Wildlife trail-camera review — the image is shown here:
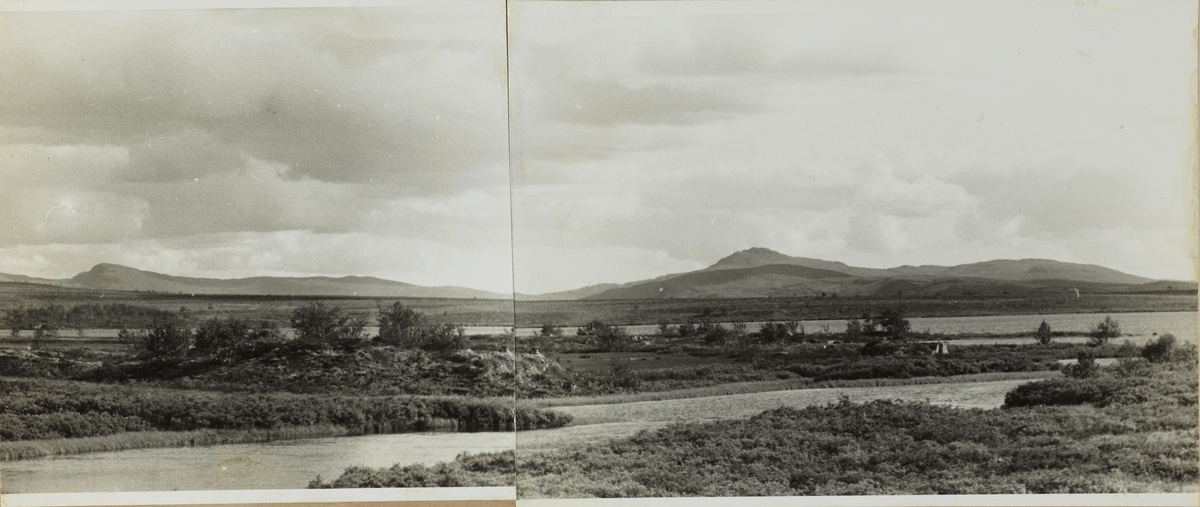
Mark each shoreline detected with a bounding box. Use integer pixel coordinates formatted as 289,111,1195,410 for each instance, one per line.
0,425,352,461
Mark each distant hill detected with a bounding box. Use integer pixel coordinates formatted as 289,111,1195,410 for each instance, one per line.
4,263,511,299
517,283,623,301
582,248,1190,300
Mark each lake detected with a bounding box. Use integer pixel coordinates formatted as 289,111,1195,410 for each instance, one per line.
562,311,1197,343
0,431,514,494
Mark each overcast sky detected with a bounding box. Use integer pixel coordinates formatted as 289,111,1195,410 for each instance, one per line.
510,0,1198,294
1,1,1196,295
0,1,515,293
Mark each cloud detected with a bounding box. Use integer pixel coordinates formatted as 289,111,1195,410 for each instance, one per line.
0,7,508,186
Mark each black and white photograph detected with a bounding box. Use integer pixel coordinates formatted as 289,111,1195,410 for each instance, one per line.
0,0,1197,504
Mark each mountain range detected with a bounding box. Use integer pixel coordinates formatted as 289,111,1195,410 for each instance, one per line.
0,248,1193,300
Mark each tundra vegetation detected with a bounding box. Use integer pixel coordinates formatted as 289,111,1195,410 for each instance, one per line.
314,337,1199,496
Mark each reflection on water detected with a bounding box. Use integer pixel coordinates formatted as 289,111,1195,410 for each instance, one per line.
1,431,514,493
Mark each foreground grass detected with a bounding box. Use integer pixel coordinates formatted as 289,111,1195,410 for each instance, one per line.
522,371,1057,409
315,361,1197,496
0,424,352,461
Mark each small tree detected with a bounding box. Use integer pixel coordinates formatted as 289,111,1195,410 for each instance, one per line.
539,323,564,337
1035,320,1053,346
5,309,26,337
594,322,629,352
1088,316,1121,346
845,319,863,341
194,318,253,363
377,301,464,351
291,302,366,346
875,308,911,340
607,357,639,389
31,323,57,350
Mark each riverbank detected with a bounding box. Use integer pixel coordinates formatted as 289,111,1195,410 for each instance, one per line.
0,424,360,461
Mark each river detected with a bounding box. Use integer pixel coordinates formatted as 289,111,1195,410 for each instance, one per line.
0,431,514,494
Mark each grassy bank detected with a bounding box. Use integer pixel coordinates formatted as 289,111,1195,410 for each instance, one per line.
522,370,1058,408
0,378,570,443
0,424,353,461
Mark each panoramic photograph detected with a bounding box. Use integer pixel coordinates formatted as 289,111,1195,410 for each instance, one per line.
2,0,1199,504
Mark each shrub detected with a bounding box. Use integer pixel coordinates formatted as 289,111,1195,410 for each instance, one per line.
376,302,464,352
291,302,367,346
193,318,265,363
860,339,901,357
1088,316,1121,346
1141,334,1177,363
699,323,731,345
539,323,564,337
845,319,864,341
758,322,791,344
657,322,676,338
1035,321,1053,346
584,321,629,352
120,321,193,361
1062,351,1099,379
676,322,696,337
872,308,911,340
607,358,640,390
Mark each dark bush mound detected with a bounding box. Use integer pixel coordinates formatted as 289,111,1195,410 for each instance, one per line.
1004,362,1197,409
310,451,515,489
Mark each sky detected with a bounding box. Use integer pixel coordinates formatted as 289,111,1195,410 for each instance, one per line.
509,0,1198,294
0,0,1196,295
0,1,516,293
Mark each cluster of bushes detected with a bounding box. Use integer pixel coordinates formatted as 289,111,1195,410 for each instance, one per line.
376,302,465,352
1004,335,1197,408
120,318,280,363
0,378,571,441
115,301,472,363
576,320,632,352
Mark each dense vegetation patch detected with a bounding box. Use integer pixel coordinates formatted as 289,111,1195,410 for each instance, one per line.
0,378,569,443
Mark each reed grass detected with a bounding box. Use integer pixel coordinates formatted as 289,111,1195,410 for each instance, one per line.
521,370,1057,408
0,424,349,461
